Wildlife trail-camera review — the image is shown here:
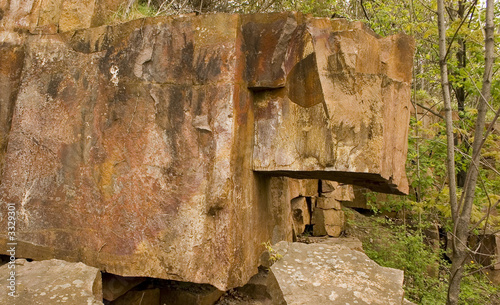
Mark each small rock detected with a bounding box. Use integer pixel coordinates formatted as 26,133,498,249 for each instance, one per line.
288,179,319,198
0,259,103,305
311,208,345,237
316,196,342,210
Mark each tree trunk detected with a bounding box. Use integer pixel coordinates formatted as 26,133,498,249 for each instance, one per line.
446,0,495,303
455,0,468,188
437,0,458,225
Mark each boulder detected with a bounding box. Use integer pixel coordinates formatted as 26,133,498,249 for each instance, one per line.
315,196,342,210
311,209,345,237
320,180,337,193
320,180,353,197
321,182,355,202
290,196,311,235
0,11,414,291
270,241,405,304
288,178,319,198
0,259,103,305
253,18,413,195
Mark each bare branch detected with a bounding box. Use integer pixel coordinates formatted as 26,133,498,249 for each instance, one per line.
416,102,444,119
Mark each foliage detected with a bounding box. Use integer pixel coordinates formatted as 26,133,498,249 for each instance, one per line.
364,221,446,302
347,213,500,304
110,1,159,22
262,241,283,264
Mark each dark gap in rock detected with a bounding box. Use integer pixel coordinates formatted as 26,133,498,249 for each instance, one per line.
352,207,375,216
304,224,314,236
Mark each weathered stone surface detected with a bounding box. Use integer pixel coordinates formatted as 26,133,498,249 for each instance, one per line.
254,18,413,195
0,12,413,291
290,196,310,235
0,259,103,305
242,12,299,90
320,180,336,193
305,236,364,252
269,177,295,244
59,0,96,32
486,269,500,286
102,273,146,301
270,241,405,305
0,33,24,176
311,208,345,237
0,0,123,33
288,178,318,198
111,288,160,305
321,181,355,201
0,14,276,291
316,196,342,210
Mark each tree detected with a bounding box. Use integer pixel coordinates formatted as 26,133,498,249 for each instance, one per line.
437,0,496,303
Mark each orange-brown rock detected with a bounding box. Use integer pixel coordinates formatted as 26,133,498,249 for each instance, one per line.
0,11,414,290
0,32,24,176
253,18,414,195
0,0,123,33
311,209,345,237
290,196,310,235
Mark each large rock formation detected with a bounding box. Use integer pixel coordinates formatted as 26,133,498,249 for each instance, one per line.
0,4,414,292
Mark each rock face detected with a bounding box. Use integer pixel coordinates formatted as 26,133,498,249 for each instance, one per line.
252,18,413,195
0,8,414,292
0,0,123,33
270,242,405,305
0,259,103,305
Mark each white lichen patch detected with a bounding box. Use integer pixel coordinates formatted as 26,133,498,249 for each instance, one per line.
329,291,338,301
110,65,119,86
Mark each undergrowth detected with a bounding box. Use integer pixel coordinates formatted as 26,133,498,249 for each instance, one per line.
345,208,500,304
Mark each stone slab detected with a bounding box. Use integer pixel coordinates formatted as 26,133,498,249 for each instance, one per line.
270,242,405,305
0,259,103,305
